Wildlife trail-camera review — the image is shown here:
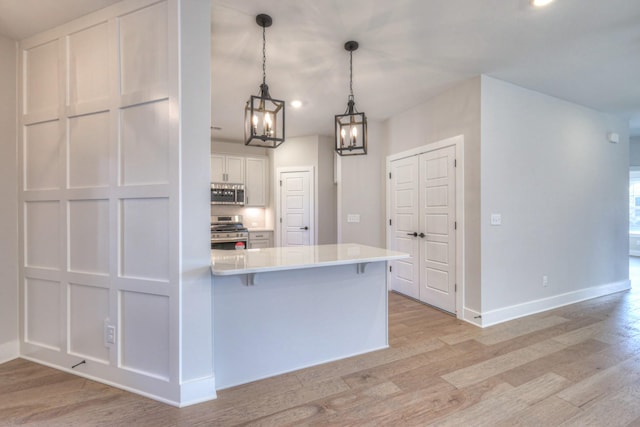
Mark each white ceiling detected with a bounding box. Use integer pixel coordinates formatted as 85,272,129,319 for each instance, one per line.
0,0,120,39
2,0,639,141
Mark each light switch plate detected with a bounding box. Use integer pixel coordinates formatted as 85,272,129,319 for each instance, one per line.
347,214,360,223
490,213,502,226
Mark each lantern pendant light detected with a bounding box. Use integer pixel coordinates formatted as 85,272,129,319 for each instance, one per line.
335,41,367,156
244,14,285,148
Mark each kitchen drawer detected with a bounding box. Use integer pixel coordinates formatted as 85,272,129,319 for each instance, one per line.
248,230,273,248
249,231,272,240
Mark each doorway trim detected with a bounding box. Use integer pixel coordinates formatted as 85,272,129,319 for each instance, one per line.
385,135,465,319
275,166,316,247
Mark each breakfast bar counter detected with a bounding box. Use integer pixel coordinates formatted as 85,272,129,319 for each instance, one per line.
211,244,408,389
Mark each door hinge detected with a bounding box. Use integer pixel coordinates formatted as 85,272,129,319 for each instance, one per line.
389,265,393,272
454,159,457,167
389,172,391,179
279,217,282,223
454,221,457,230
279,180,282,186
389,219,392,226
455,283,457,292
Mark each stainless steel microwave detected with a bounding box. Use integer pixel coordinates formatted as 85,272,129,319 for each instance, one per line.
211,183,245,205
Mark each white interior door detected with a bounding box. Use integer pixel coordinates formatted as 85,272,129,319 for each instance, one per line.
389,156,420,299
280,170,313,246
419,146,456,313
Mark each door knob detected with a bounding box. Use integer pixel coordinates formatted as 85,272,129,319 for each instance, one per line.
419,232,425,238
300,226,309,230
406,232,418,237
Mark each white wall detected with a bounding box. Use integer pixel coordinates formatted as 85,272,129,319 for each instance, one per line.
480,76,629,322
212,140,268,157
384,77,482,312
273,135,318,169
338,121,387,247
273,135,337,244
630,136,640,166
317,135,337,244
178,0,214,400
0,34,18,363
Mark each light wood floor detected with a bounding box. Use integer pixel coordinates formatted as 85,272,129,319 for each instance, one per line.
3,266,640,426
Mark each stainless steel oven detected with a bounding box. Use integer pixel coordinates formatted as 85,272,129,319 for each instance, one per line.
211,183,244,205
211,215,249,250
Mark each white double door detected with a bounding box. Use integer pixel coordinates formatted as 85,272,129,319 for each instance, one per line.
389,145,456,313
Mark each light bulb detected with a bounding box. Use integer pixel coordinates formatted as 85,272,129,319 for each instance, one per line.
264,113,273,136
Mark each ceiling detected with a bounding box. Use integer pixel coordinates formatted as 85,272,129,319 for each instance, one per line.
0,0,121,39
2,0,639,142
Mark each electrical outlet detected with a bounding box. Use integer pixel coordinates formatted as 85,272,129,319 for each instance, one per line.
104,321,116,346
542,275,549,287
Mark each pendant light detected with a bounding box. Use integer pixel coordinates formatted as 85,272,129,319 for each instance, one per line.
244,14,285,148
335,41,367,156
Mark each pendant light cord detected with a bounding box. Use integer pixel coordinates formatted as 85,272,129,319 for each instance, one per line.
262,24,267,86
349,50,354,98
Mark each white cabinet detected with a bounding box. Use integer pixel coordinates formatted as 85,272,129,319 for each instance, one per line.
245,156,268,207
211,154,244,183
248,230,273,248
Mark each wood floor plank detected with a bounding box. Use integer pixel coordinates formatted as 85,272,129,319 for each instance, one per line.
440,339,567,388
308,378,509,426
199,377,350,426
294,337,444,386
428,390,528,427
474,315,569,346
495,396,582,427
213,372,302,407
341,346,462,390
559,382,640,426
556,355,640,407
497,338,608,387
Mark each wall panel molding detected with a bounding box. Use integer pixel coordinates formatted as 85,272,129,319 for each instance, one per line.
18,0,214,405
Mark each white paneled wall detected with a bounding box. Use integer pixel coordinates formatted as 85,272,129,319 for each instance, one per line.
0,34,18,364
18,0,213,405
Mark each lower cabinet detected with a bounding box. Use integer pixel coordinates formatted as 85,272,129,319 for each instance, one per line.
248,230,273,249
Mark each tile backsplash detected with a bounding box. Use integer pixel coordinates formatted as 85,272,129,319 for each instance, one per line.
211,205,266,228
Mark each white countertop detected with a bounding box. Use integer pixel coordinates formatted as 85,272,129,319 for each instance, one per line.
211,243,408,275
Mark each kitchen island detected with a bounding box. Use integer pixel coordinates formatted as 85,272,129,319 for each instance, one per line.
211,244,408,389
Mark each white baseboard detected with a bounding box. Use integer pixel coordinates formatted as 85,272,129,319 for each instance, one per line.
178,376,217,407
20,355,217,407
462,308,483,327
478,280,631,327
0,340,19,364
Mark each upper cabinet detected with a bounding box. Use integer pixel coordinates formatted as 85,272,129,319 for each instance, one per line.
245,156,268,207
210,153,269,207
211,154,244,183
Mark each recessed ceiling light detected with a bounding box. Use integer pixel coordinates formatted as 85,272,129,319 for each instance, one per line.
291,100,303,108
531,0,554,7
